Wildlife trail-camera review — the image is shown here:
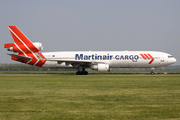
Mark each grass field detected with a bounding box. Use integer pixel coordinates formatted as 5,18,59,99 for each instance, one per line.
0,75,180,120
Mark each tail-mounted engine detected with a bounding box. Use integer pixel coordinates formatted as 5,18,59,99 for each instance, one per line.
91,63,110,72
4,42,43,53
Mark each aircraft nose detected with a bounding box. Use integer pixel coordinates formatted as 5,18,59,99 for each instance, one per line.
170,58,177,64
173,58,177,63
166,57,176,65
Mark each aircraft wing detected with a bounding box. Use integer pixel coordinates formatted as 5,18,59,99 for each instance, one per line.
46,58,105,66
7,53,32,61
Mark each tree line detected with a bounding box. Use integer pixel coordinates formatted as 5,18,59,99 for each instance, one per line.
0,63,76,71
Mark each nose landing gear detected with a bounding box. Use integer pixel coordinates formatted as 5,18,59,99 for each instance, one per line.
151,68,155,75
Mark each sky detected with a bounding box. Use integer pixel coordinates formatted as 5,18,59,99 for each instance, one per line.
0,0,180,65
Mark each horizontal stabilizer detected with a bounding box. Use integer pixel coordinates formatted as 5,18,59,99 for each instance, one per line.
4,43,14,48
7,53,32,61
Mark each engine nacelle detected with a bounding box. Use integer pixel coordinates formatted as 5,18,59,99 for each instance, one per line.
6,42,43,52
33,42,43,51
91,64,110,72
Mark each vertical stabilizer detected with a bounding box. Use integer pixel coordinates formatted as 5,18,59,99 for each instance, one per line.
5,26,46,67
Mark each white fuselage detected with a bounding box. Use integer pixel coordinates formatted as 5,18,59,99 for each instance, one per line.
42,51,176,69
5,26,177,75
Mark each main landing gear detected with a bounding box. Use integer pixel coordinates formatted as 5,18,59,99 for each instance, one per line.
76,67,88,75
76,71,88,75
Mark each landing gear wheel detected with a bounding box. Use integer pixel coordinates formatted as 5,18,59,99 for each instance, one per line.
84,71,88,75
80,71,84,75
76,71,80,75
151,72,154,75
150,68,155,75
76,71,88,75
76,67,88,75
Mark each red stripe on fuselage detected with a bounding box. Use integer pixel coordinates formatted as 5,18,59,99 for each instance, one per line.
140,53,154,64
35,59,46,67
38,53,46,59
140,54,146,60
147,54,154,64
144,54,150,60
35,53,46,67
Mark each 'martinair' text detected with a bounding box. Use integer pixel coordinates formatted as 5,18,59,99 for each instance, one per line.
75,54,139,60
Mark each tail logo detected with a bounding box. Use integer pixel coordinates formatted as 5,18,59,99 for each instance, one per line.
5,26,46,67
140,54,154,64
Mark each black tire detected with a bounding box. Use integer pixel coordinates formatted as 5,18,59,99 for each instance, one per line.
76,71,80,75
84,71,88,75
151,72,154,75
80,71,84,75
76,71,88,75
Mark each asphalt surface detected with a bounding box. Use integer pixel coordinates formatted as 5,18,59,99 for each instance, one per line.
0,74,180,76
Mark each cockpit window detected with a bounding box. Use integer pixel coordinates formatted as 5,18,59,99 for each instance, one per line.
168,55,173,58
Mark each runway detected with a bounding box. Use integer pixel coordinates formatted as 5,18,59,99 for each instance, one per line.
0,74,180,76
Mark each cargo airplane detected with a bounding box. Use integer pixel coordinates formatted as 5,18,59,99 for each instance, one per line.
4,26,176,75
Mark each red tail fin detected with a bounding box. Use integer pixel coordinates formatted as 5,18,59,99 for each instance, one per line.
5,26,46,67
8,26,40,53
